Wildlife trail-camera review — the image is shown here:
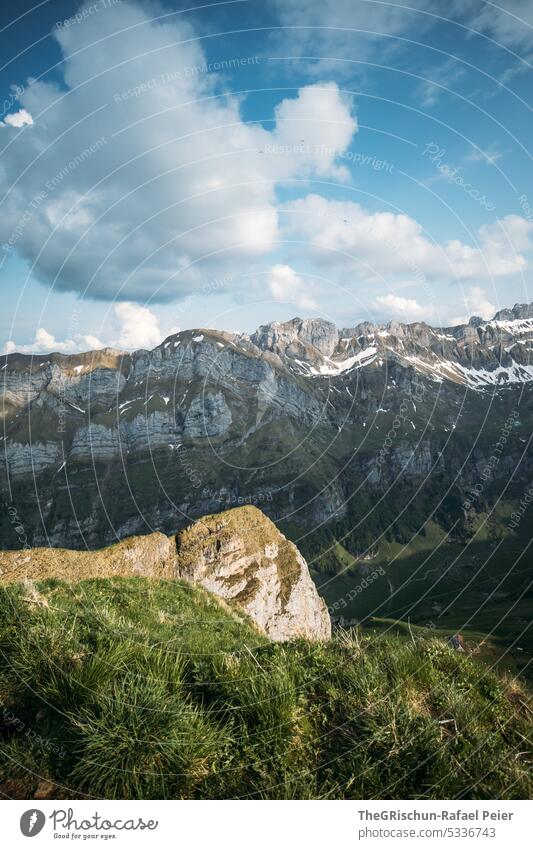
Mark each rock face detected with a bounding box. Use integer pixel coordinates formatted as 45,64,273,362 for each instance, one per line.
0,506,331,643
251,317,338,359
1,302,533,550
176,506,331,641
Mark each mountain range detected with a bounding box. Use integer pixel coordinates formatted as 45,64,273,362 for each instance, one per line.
1,298,532,662
0,303,530,536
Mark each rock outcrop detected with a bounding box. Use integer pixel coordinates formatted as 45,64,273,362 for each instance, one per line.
0,532,175,583
0,506,331,642
176,506,331,641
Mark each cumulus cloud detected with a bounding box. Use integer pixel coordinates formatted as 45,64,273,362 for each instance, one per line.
266,264,319,310
1,302,177,355
374,294,435,321
480,214,533,254
282,195,532,282
2,328,103,355
271,82,357,180
449,286,497,326
0,1,357,303
1,108,33,128
112,302,170,350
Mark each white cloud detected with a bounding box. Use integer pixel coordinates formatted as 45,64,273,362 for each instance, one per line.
1,301,180,355
374,294,434,321
1,108,33,128
472,0,533,50
270,0,440,73
449,286,496,325
266,264,319,310
282,195,533,282
111,302,167,350
272,0,533,65
272,82,357,180
2,328,104,355
0,1,357,303
466,146,502,165
480,214,533,254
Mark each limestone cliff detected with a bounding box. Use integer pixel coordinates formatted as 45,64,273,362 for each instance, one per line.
2,303,533,551
0,506,331,642
175,506,331,641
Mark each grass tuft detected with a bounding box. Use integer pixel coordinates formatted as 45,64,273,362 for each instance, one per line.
0,578,531,799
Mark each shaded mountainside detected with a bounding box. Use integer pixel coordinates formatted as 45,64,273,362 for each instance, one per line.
0,576,531,800
1,302,533,553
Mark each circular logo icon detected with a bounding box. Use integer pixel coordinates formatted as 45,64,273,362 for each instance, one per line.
20,809,46,837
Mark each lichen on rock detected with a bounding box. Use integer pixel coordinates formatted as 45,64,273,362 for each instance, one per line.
175,505,331,641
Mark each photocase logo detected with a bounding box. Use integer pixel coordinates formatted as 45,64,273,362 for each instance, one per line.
20,809,46,837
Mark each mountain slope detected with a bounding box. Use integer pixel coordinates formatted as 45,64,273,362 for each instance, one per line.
1,302,532,554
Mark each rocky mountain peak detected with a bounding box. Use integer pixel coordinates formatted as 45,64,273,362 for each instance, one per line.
492,302,533,322
251,317,338,359
1,299,533,543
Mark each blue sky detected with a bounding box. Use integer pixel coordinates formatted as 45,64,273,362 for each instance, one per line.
1,0,532,352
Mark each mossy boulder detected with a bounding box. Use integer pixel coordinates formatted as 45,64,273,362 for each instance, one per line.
175,506,331,641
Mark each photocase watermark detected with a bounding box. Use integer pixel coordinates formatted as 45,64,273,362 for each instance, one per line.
261,142,394,173
517,193,533,225
329,565,386,616
462,409,519,510
2,189,48,254
2,138,108,254
507,481,533,531
113,56,260,103
55,0,122,31
1,700,67,759
213,489,273,507
7,505,31,549
20,807,159,836
376,380,427,469
422,142,495,212
173,441,274,506
174,442,203,489
0,83,24,122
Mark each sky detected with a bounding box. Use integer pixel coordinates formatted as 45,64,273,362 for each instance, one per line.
0,0,532,352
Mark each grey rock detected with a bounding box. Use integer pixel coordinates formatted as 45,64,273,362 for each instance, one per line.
176,505,331,641
183,392,232,437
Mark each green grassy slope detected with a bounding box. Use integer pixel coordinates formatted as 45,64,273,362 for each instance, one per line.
307,512,533,679
0,577,531,800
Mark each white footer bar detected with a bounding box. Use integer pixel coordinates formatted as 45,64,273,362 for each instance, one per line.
2,799,531,848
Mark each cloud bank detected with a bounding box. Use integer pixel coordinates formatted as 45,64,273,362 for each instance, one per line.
0,1,356,303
